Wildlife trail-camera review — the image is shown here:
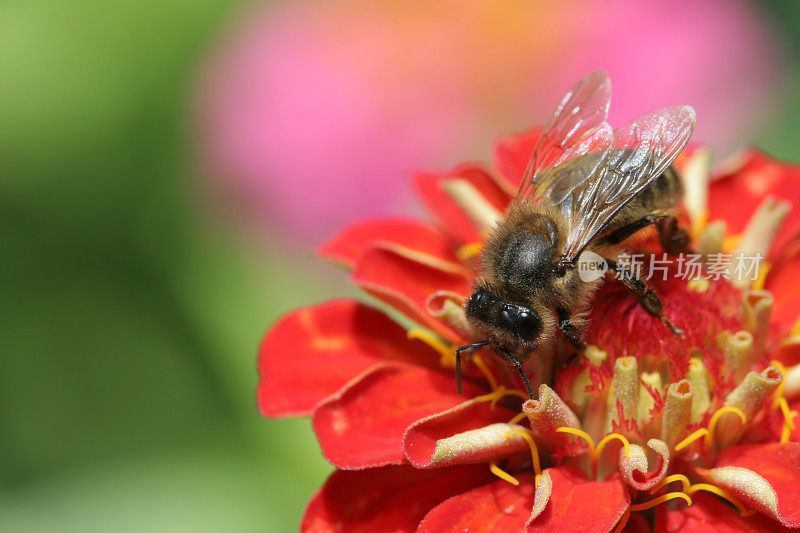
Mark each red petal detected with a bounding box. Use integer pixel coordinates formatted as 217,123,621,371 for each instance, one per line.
654,492,790,532
413,163,513,244
404,400,526,468
699,442,800,527
493,127,543,190
766,238,800,335
417,475,535,532
708,149,800,258
623,513,651,533
301,464,494,533
528,466,630,532
258,300,439,417
315,217,462,270
312,362,484,469
351,245,471,341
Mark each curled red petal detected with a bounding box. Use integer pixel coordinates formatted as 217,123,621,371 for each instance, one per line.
708,149,800,258
528,466,630,532
698,442,800,527
412,163,513,244
766,238,800,336
315,217,462,270
404,400,525,468
351,245,471,341
493,127,543,190
654,491,790,533
417,475,535,532
301,464,494,533
312,362,484,469
258,300,438,417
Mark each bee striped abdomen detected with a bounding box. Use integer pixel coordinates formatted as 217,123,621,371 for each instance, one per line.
612,166,683,227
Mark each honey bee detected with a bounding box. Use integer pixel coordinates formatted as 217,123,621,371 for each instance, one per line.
457,70,696,397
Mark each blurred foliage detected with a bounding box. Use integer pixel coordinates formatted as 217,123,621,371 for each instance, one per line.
0,0,336,531
1,0,800,531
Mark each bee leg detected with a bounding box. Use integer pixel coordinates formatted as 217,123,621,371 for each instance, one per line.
606,259,684,338
556,307,585,351
455,341,489,395
499,349,534,398
655,216,692,255
597,214,667,246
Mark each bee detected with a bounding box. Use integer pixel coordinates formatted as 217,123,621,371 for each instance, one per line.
457,70,696,398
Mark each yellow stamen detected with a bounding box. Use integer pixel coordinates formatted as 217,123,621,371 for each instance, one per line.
456,242,483,262
767,361,797,443
752,261,771,291
474,385,528,409
489,461,519,486
723,233,740,252
507,412,527,425
686,483,755,517
555,427,629,478
705,406,747,452
650,475,756,517
614,493,692,533
555,427,595,453
505,429,542,486
650,474,691,494
630,492,692,512
407,329,456,368
471,354,499,391
771,360,788,407
690,210,709,242
595,433,631,458
674,428,708,452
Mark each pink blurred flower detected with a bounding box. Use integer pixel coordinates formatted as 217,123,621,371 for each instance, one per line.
195,0,780,244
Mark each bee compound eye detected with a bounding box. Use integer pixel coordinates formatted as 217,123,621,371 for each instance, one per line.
516,309,543,339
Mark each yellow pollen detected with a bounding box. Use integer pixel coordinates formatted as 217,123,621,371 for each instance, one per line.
505,429,542,486
456,242,483,262
687,277,710,293
614,493,693,533
752,261,771,291
555,427,629,479
489,461,519,486
407,329,456,368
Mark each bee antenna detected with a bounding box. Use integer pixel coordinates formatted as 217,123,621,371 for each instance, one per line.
455,341,489,395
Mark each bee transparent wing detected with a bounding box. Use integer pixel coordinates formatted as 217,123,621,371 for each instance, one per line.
514,70,613,206
561,105,696,262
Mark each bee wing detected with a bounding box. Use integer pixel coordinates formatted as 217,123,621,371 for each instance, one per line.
561,105,697,262
514,70,613,206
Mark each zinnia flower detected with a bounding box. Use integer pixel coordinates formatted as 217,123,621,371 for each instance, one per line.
258,128,800,531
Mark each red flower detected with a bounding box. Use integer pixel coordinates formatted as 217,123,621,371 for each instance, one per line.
259,129,800,531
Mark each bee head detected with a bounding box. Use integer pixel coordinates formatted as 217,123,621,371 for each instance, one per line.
465,288,543,344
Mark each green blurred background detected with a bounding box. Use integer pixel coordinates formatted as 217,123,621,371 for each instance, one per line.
2,1,800,531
